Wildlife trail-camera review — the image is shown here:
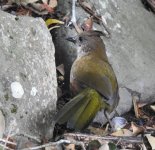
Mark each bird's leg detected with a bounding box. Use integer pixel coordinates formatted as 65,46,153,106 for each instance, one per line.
104,110,114,131
68,0,82,33
114,110,119,117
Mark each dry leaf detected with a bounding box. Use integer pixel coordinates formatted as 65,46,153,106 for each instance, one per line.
16,7,32,16
145,134,155,149
42,0,57,8
146,126,155,130
150,105,155,112
88,126,108,136
131,122,145,136
132,95,140,118
111,129,133,136
82,17,93,31
10,0,38,4
57,64,65,76
81,1,93,11
64,144,75,150
137,102,148,108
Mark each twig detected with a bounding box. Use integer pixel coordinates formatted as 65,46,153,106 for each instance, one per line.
0,143,14,150
0,138,16,146
68,0,82,33
64,133,143,144
3,127,12,150
21,139,70,150
132,95,140,118
16,133,41,143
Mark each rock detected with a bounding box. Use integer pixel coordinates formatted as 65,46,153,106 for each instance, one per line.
0,110,5,138
93,0,155,123
93,0,155,102
0,10,57,140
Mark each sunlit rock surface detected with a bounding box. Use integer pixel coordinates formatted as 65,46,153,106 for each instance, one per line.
0,10,57,139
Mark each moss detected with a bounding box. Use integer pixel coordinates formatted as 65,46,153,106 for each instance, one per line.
11,104,18,114
20,72,27,81
4,93,9,101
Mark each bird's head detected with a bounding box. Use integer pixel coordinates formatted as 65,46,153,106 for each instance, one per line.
66,31,106,56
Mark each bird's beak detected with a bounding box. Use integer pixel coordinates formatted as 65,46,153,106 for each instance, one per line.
66,37,76,44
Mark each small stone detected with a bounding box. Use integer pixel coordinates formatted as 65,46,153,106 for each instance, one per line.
11,82,24,99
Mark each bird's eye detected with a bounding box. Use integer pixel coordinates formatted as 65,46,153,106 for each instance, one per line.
79,37,83,42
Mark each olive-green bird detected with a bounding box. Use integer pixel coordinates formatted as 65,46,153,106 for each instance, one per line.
55,30,119,130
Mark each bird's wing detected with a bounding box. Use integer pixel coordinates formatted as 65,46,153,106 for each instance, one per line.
74,59,117,100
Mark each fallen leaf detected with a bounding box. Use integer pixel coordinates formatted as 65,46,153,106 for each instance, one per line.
111,129,133,136
137,102,148,108
88,126,108,136
42,0,57,8
132,95,140,118
150,105,155,112
48,0,57,8
131,122,145,136
41,3,54,13
11,0,38,4
145,134,155,149
81,17,93,31
146,126,155,130
22,0,38,3
16,7,32,16
81,1,93,11
64,143,75,150
56,64,65,76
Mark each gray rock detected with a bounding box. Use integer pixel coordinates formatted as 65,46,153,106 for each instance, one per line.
94,0,155,101
0,110,5,138
93,0,155,123
0,10,57,140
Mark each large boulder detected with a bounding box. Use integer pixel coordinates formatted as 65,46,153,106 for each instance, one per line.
0,10,57,140
92,0,155,123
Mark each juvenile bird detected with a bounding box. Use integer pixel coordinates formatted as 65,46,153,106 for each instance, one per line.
55,30,119,130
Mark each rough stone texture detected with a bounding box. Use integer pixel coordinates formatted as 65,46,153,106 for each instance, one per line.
95,0,155,101
0,10,57,139
93,0,155,123
55,0,155,124
0,110,5,138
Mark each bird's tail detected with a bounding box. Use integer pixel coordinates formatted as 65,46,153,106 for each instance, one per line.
55,88,106,130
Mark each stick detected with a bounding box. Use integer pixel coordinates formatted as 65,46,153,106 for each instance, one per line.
0,138,16,146
64,133,143,144
69,0,83,33
0,143,14,150
21,139,70,150
16,133,41,143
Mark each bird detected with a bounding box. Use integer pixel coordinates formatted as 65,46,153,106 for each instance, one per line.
55,30,119,131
